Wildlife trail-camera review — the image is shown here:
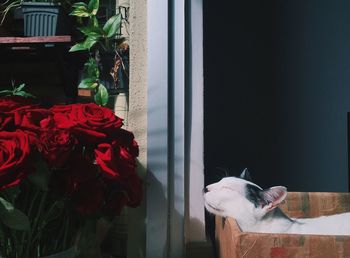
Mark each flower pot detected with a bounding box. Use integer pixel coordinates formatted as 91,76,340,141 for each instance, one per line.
21,2,69,36
78,88,95,98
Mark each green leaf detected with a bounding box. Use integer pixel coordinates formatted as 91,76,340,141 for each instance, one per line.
78,78,99,89
0,197,29,231
103,14,122,38
70,35,99,52
83,57,100,78
69,42,88,52
23,92,36,98
0,90,13,96
87,0,99,16
2,186,20,204
14,83,25,92
0,208,30,231
0,197,14,212
70,9,91,17
71,2,89,9
69,2,90,17
83,36,99,50
91,16,99,27
78,25,104,37
94,84,109,106
13,91,36,98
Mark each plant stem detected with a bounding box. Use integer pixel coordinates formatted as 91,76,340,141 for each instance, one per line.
19,188,40,258
24,190,47,258
62,212,70,250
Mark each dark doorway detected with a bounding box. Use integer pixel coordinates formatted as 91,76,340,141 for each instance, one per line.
203,0,350,249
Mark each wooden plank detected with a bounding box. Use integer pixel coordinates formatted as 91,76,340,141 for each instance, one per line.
0,36,72,44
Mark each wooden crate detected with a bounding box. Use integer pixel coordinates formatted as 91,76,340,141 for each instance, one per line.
216,192,350,258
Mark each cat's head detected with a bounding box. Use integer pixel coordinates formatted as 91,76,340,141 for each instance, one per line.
203,169,287,221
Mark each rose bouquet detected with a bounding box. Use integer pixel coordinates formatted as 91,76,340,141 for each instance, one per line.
0,92,142,257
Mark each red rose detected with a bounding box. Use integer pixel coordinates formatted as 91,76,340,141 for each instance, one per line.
95,143,137,179
51,103,123,143
0,113,14,131
113,129,139,157
37,129,78,168
51,154,97,196
103,174,143,216
94,130,139,180
67,154,97,184
73,177,106,215
94,143,120,178
13,108,54,132
0,130,32,190
94,139,142,213
0,96,39,112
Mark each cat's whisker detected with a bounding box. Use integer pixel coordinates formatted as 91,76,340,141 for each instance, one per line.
215,166,230,178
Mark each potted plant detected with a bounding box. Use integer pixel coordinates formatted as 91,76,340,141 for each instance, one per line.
0,0,73,36
21,0,72,36
69,0,124,106
0,84,143,257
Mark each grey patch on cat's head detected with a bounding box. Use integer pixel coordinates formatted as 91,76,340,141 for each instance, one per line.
240,168,264,207
245,183,266,208
245,183,287,209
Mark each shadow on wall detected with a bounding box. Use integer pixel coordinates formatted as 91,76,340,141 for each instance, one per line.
126,160,147,258
147,171,209,258
186,218,216,258
146,171,169,258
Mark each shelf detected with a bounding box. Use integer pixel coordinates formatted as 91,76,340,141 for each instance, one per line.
0,36,72,44
0,35,78,103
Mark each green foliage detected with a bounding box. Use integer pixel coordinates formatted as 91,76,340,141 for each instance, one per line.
0,83,36,98
69,0,121,53
83,56,99,78
68,13,121,52
0,187,30,235
94,83,108,106
78,78,98,89
87,0,98,15
69,2,90,17
0,198,30,231
69,0,123,106
103,14,121,38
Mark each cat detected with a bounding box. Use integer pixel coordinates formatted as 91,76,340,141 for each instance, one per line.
203,169,350,235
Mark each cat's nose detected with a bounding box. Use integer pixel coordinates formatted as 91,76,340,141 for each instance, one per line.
203,187,209,193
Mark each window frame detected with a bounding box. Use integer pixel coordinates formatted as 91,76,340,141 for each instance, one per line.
146,0,205,257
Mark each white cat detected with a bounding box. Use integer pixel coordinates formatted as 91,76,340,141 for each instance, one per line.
203,169,350,235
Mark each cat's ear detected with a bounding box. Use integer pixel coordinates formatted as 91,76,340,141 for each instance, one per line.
261,186,287,211
240,168,252,182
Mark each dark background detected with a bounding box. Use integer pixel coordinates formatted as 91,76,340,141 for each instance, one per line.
203,1,350,253
204,0,350,193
